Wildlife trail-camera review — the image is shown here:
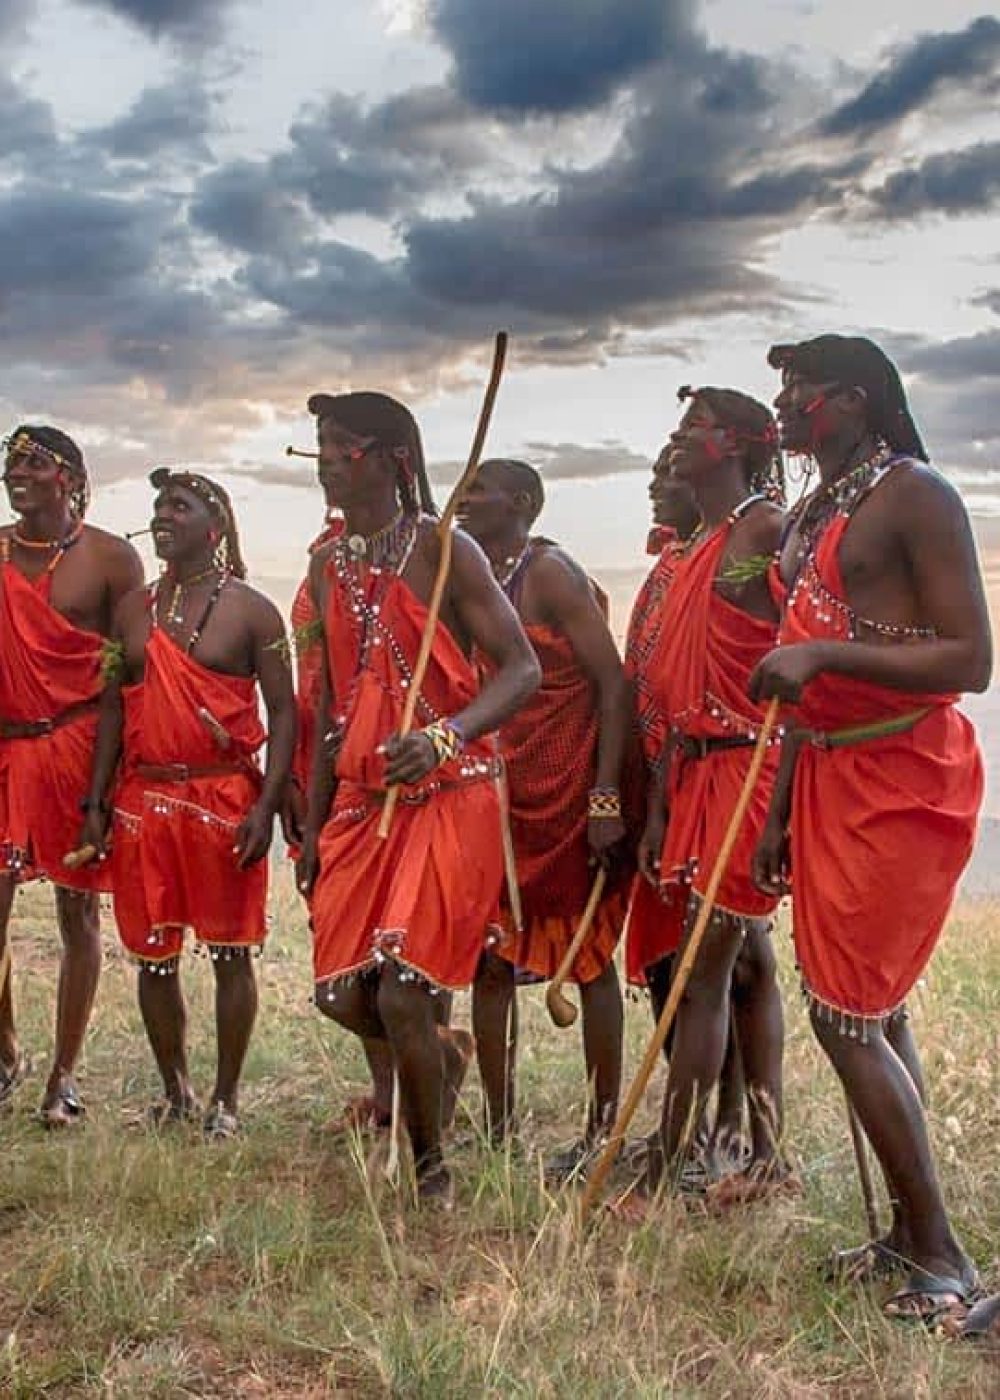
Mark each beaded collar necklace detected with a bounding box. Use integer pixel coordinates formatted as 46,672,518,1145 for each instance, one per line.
11,518,84,574
343,508,413,568
787,440,896,584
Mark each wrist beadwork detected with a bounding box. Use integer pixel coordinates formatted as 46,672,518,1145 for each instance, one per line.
588,786,622,819
422,718,465,767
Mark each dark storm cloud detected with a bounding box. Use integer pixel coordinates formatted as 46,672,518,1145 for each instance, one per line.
867,142,1000,219
0,187,166,294
821,16,1000,138
903,329,1000,384
73,0,234,42
0,75,58,168
429,0,692,113
82,75,217,162
189,160,310,255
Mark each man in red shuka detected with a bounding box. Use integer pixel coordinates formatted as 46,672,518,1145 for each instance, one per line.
80,470,295,1137
752,334,989,1323
0,425,142,1126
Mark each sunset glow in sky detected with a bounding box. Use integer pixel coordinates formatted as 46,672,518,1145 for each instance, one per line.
2,0,998,597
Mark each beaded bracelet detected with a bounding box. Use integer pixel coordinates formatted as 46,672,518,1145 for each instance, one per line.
588,786,622,819
422,717,466,767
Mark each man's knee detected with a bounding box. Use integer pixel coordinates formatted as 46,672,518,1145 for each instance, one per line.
732,924,776,999
377,967,436,1039
474,951,515,998
54,887,101,944
314,978,374,1036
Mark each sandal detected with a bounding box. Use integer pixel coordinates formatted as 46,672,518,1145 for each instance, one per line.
0,1050,27,1109
883,1268,983,1327
203,1101,240,1141
957,1293,1000,1343
38,1078,85,1130
826,1239,906,1285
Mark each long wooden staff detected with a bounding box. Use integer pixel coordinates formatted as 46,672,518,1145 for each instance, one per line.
580,697,780,1222
0,940,11,1013
546,867,607,1028
378,331,509,840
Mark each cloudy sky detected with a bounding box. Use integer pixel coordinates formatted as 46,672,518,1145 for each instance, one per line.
2,0,999,600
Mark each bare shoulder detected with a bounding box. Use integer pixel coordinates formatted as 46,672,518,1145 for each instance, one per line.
527,541,591,596
740,501,784,553
882,459,968,519
227,578,286,637
448,523,494,581
82,523,142,563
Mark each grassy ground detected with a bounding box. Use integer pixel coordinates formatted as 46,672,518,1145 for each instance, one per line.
1,873,997,1398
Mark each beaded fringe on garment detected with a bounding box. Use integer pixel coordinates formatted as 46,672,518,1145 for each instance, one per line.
799,981,909,1041
315,921,504,1005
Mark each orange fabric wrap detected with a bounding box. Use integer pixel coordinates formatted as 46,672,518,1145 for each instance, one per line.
311,562,501,991
112,629,267,962
493,622,625,984
628,525,779,981
0,561,110,891
623,542,686,984
780,515,982,1019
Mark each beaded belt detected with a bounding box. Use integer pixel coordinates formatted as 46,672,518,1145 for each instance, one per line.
0,696,99,740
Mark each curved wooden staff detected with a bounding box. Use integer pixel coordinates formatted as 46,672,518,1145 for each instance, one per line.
580,696,781,1222
378,331,509,840
546,867,607,1028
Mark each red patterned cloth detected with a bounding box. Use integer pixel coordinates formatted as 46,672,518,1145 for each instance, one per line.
0,555,111,892
311,549,502,991
494,619,628,985
628,523,780,981
777,512,982,1021
112,628,267,963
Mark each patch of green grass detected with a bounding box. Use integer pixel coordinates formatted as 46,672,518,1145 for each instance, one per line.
0,876,998,1397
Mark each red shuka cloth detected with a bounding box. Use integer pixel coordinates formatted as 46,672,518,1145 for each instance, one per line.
779,515,982,1019
623,538,687,985
0,559,111,892
495,621,626,984
628,524,780,981
112,628,267,962
311,559,501,991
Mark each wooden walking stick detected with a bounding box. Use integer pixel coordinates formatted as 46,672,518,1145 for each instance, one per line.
378,330,509,840
580,696,781,1222
546,867,607,1028
845,1097,880,1239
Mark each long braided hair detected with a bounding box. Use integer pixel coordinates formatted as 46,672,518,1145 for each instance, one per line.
677,386,785,504
767,335,928,461
306,391,437,517
149,468,248,579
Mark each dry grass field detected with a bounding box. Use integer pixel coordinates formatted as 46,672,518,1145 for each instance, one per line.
0,872,997,1397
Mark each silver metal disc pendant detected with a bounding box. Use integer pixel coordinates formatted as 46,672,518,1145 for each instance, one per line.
347,534,367,558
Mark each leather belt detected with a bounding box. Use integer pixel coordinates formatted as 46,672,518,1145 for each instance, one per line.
135,761,251,783
0,696,99,741
673,732,757,762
